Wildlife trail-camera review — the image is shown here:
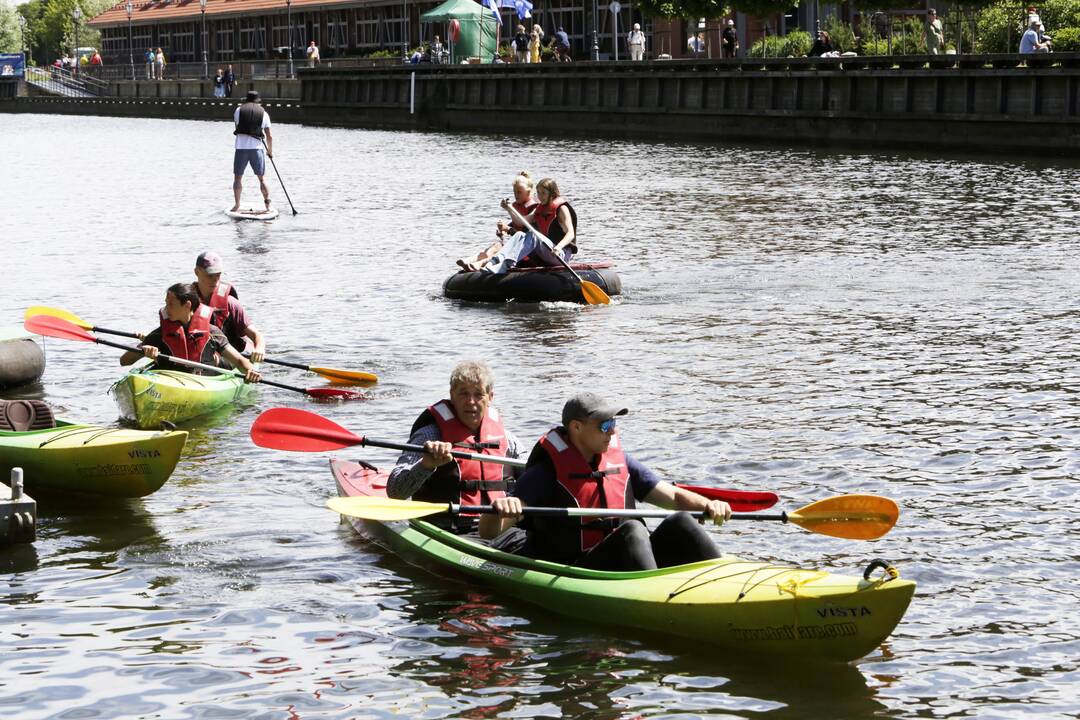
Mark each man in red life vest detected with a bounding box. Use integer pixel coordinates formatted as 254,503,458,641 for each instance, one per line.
193,250,266,361
387,361,526,534
118,282,261,383
480,392,731,571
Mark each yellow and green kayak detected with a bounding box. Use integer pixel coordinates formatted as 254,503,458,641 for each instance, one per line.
0,420,187,497
331,459,916,662
110,360,256,429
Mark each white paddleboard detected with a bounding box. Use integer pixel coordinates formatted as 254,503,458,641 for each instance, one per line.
225,207,280,221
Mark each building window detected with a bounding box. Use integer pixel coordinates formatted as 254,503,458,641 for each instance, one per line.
327,12,348,50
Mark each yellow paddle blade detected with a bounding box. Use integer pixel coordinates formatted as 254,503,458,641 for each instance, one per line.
312,367,379,386
24,305,92,329
787,494,899,540
580,281,611,305
327,496,449,521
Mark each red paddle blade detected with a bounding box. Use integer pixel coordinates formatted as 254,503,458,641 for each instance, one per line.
306,387,366,400
675,484,780,512
24,314,96,342
250,407,365,452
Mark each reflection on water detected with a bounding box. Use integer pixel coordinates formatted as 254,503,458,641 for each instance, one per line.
1,114,1078,717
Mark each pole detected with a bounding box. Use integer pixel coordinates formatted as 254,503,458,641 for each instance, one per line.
73,5,81,76
287,0,294,78
201,9,207,78
612,9,618,61
127,4,134,81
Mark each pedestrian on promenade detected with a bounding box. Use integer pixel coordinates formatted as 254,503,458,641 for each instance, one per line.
553,26,571,61
90,50,102,66
306,41,320,68
1020,18,1051,52
529,27,542,63
145,48,154,79
154,47,165,79
687,32,704,57
722,19,738,58
431,35,444,63
926,9,944,55
225,65,236,97
627,23,646,60
231,90,273,213
513,25,530,63
214,67,226,97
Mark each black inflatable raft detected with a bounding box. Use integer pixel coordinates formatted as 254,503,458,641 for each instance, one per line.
0,330,45,390
443,263,622,304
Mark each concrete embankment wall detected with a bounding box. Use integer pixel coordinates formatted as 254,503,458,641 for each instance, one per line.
110,78,300,101
0,95,303,123
300,56,1080,153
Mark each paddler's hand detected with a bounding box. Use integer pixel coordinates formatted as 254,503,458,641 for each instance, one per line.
243,368,261,383
500,197,511,211
420,440,454,469
496,220,510,236
491,496,523,519
704,500,732,527
249,349,265,363
141,345,160,360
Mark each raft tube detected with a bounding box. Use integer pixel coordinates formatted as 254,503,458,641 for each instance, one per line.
443,263,622,304
0,329,45,390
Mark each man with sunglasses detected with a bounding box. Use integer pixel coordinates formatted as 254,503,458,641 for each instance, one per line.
480,392,732,570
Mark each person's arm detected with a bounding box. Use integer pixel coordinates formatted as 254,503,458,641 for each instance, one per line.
501,197,532,229
386,424,455,499
551,205,576,251
644,480,731,526
243,325,266,363
263,126,273,157
120,330,160,365
219,341,261,382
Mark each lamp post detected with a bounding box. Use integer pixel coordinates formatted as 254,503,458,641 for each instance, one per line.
200,0,207,78
286,0,294,78
126,1,134,81
72,5,82,76
17,15,27,67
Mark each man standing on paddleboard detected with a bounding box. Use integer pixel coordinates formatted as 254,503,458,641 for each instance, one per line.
232,90,273,214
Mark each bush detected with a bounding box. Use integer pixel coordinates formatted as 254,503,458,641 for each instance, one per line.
1050,25,1080,50
781,29,813,56
976,0,1080,52
860,35,892,55
823,16,857,52
365,49,397,59
749,34,787,56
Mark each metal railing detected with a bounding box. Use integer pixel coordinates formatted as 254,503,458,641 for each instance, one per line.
82,56,405,82
25,66,108,97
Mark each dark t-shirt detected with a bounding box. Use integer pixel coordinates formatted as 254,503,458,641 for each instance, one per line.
513,33,530,52
141,325,230,373
722,27,737,48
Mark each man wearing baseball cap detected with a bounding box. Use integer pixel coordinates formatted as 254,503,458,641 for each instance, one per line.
480,392,731,571
193,251,267,362
231,89,273,213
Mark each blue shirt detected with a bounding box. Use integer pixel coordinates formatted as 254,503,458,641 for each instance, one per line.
1020,29,1039,53
555,31,570,48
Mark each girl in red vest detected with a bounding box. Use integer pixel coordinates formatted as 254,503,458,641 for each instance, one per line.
457,171,538,272
481,177,578,275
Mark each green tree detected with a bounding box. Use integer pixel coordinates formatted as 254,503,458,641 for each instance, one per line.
1,1,23,53
636,0,730,19
976,0,1080,52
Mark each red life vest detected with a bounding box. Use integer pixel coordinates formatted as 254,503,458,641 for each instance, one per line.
539,427,632,552
159,304,216,365
511,197,538,232
533,197,568,236
424,400,509,507
203,281,235,330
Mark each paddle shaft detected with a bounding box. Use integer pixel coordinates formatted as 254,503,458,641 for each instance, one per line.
507,206,585,284
271,424,529,465
102,337,313,396
93,325,142,339
262,139,297,215
453,504,788,522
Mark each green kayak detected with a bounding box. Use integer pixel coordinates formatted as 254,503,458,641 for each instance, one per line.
110,359,256,429
330,459,916,662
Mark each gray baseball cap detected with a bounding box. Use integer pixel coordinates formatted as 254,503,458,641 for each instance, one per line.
562,392,629,427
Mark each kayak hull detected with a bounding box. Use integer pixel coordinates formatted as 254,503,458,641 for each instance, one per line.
443,263,622,304
0,420,187,497
331,459,915,662
110,362,255,429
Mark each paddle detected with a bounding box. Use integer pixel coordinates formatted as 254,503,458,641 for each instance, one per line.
24,315,362,400
23,305,378,386
24,305,142,340
243,354,378,386
327,494,899,540
262,139,298,216
250,408,780,511
502,199,610,305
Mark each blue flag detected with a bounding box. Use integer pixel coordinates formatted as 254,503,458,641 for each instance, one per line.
499,0,532,19
484,0,501,20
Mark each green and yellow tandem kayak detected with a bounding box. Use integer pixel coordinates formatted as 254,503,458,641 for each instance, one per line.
110,360,256,430
0,421,187,497
331,459,916,662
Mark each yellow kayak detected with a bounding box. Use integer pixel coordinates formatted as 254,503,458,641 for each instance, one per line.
110,360,256,429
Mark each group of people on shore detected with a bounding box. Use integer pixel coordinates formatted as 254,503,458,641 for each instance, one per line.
213,65,238,98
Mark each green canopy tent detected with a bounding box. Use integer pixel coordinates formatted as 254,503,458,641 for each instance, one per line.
420,0,499,64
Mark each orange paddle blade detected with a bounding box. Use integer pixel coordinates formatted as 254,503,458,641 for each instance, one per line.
580,280,611,305
787,494,899,540
311,366,379,385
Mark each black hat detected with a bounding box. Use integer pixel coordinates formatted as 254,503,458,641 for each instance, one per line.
562,392,629,428
245,90,261,102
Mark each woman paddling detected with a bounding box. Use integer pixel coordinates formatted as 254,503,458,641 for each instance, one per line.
481,177,578,274
457,171,537,272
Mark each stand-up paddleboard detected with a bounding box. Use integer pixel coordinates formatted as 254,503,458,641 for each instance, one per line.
225,206,280,221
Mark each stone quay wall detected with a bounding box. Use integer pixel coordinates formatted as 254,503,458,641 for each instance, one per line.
299,55,1080,153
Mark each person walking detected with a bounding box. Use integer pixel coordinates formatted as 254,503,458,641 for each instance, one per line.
431,35,444,63
529,27,542,64
512,25,530,63
306,40,320,68
721,19,738,58
225,64,236,97
627,23,646,61
231,90,273,213
926,8,944,55
145,48,154,79
154,47,165,80
213,67,226,97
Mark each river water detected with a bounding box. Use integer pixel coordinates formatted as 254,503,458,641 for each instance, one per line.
1,113,1078,719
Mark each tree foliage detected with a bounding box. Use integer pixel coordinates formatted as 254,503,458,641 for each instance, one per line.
975,0,1080,51
728,0,796,19
16,0,110,63
1,1,23,52
636,0,729,20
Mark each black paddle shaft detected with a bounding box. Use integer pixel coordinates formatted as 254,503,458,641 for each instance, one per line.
453,504,789,522
262,139,297,215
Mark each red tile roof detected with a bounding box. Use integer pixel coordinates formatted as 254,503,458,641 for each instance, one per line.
88,0,362,28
